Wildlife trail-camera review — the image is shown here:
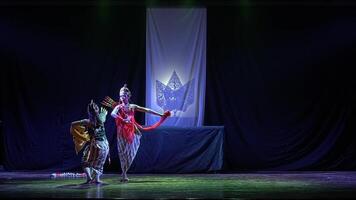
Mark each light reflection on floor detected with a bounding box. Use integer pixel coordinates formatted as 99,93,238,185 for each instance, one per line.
1,172,356,199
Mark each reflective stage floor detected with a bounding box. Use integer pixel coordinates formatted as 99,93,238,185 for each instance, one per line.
0,172,356,199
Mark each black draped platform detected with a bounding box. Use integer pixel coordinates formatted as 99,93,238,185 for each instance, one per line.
3,125,224,172
129,126,224,173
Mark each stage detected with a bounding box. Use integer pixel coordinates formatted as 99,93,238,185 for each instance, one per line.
0,172,356,199
1,1,356,200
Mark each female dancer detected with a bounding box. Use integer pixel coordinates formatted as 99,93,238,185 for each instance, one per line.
102,84,170,182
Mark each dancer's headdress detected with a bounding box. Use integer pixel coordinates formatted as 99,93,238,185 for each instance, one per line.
119,84,131,98
87,99,99,123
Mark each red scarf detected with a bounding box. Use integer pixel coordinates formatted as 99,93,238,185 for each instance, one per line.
115,109,171,143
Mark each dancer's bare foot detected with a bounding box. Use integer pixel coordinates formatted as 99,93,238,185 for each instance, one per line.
83,167,93,184
92,175,104,184
91,179,103,184
120,177,129,182
83,178,92,184
120,174,129,182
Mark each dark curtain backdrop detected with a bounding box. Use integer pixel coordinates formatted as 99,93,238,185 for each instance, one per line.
206,5,356,171
1,2,356,171
0,5,146,171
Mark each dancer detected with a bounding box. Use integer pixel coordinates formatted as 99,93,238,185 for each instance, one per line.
70,100,110,184
102,84,170,182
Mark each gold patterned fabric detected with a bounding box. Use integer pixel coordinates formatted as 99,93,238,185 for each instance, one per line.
70,123,90,154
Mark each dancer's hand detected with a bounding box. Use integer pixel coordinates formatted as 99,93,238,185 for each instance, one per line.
101,107,108,116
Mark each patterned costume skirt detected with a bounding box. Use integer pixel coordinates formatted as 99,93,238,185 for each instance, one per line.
82,139,109,176
117,131,141,173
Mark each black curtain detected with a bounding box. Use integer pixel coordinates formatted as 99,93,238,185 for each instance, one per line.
0,5,146,171
206,5,356,170
1,2,356,172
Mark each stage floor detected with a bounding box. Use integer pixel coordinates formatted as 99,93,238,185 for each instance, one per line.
1,172,356,199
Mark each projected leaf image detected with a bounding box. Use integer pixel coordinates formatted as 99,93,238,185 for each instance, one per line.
156,71,195,116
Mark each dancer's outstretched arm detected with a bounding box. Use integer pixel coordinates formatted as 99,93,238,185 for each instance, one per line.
132,104,164,117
